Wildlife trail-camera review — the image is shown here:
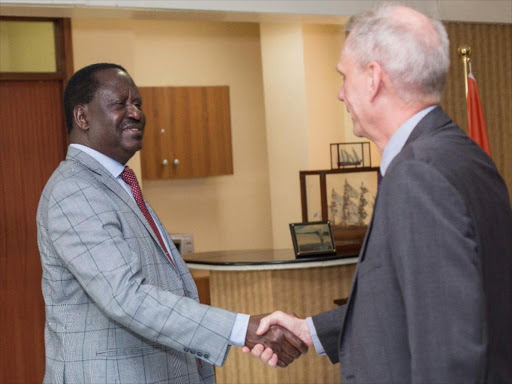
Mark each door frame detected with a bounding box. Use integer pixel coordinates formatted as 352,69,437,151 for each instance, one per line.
0,16,73,383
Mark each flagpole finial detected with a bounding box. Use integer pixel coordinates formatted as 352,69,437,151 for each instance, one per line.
458,46,472,60
458,46,472,97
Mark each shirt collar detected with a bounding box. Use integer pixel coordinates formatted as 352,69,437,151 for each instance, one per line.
380,105,436,176
70,144,125,178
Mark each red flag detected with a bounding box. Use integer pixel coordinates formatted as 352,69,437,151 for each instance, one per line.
466,72,492,157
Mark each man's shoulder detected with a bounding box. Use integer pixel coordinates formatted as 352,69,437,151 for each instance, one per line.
394,120,489,177
386,123,508,209
40,159,100,203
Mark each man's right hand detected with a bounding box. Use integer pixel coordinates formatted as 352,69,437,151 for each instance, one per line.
243,312,312,367
244,314,309,368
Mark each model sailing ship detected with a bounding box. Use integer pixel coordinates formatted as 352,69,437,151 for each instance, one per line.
329,179,374,227
328,179,375,251
338,148,363,167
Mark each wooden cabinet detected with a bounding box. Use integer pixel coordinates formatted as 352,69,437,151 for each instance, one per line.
139,86,233,179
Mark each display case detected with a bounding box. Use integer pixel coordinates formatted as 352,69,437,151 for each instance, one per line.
299,167,380,254
330,141,372,169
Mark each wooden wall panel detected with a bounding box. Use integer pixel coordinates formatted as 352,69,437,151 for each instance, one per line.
211,270,278,384
0,80,66,384
442,22,512,201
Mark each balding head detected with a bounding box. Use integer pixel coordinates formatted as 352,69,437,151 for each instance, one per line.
391,6,436,32
344,3,450,104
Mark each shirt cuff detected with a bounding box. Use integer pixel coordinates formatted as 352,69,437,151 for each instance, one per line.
229,313,250,347
306,316,326,355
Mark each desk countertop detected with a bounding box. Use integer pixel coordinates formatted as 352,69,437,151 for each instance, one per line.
184,249,358,271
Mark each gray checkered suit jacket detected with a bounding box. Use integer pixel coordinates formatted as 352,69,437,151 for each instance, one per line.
37,146,237,384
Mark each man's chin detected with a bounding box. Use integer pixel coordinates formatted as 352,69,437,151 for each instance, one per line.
123,140,143,156
352,124,363,138
131,143,143,154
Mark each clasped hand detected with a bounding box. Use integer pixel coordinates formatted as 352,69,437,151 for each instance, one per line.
243,312,312,368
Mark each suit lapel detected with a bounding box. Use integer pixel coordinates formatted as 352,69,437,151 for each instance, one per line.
357,191,380,263
337,187,380,344
357,107,450,265
348,108,447,281
67,147,176,269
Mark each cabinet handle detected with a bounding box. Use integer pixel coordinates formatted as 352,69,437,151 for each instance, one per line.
160,129,166,134
162,159,169,166
173,158,180,167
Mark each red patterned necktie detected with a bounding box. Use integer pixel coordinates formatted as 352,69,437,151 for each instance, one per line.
121,167,176,268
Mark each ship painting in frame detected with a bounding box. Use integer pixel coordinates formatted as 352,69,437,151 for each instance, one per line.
300,167,380,256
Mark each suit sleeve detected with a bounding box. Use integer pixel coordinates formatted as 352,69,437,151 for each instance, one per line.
311,305,346,364
46,177,236,367
384,160,485,382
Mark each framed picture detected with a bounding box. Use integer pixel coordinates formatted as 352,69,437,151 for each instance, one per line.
289,221,336,258
299,167,380,255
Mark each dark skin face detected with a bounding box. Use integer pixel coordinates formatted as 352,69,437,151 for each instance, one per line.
71,68,145,164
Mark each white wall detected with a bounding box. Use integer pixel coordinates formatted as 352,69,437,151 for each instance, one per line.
73,19,274,252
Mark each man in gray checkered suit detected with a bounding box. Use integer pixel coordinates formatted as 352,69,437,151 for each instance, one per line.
37,63,307,384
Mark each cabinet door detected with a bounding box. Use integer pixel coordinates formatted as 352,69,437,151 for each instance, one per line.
139,87,172,178
139,86,233,179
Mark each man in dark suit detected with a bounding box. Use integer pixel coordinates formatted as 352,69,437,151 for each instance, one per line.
247,4,512,383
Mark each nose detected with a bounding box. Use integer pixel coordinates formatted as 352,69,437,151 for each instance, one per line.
127,104,143,121
338,86,345,102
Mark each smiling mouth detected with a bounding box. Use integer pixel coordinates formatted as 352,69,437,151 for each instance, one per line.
122,125,143,133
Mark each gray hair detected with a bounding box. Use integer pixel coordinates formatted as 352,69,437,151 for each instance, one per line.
344,3,450,103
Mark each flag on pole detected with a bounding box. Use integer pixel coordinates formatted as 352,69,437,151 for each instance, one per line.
466,70,492,157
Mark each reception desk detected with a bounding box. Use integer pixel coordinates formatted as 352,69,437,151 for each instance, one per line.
184,249,358,384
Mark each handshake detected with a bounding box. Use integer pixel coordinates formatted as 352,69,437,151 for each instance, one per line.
242,312,312,368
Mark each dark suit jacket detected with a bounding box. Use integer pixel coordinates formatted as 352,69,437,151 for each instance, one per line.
313,107,512,383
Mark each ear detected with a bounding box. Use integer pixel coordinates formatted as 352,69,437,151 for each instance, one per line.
73,105,89,131
366,61,384,102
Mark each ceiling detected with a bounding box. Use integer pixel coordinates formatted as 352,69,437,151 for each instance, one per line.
0,0,510,24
